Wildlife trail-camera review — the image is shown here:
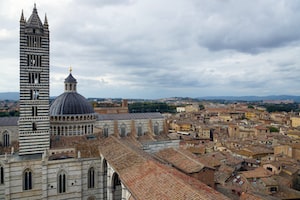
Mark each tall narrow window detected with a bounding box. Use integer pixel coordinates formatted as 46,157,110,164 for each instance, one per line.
137,123,143,136
112,173,122,200
32,122,37,131
120,123,126,137
88,167,95,188
103,159,108,200
23,169,32,190
58,171,66,193
3,131,10,147
27,36,41,47
27,55,42,67
154,122,159,135
32,106,38,116
31,89,39,100
0,165,4,184
103,124,109,137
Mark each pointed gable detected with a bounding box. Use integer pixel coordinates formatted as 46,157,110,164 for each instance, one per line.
26,4,44,30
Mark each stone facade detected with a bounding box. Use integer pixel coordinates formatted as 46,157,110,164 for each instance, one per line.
0,4,228,200
96,113,165,138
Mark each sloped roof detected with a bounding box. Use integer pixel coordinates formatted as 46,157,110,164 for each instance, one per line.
50,92,94,115
0,117,18,126
26,5,43,29
99,137,229,200
241,167,272,179
156,148,208,173
97,112,164,121
65,73,77,83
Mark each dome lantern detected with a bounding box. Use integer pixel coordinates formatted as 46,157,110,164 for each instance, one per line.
64,67,77,92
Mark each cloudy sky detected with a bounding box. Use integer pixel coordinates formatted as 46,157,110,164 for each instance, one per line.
1,0,300,99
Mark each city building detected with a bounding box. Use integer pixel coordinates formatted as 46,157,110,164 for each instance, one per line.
0,4,229,200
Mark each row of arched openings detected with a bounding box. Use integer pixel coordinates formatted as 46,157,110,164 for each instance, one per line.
21,167,95,192
1,162,121,199
103,121,160,138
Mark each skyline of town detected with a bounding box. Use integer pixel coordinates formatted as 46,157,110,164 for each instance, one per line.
1,3,300,200
1,1,300,99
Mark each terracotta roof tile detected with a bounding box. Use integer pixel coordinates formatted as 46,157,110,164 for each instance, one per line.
156,148,207,173
99,137,229,200
241,167,272,179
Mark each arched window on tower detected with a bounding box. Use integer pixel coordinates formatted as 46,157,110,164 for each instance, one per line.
88,167,95,189
23,168,32,190
32,122,37,131
58,171,67,193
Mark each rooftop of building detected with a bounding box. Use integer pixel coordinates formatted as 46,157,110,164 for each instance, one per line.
0,116,18,126
155,148,214,174
50,92,95,115
99,136,230,200
97,112,164,121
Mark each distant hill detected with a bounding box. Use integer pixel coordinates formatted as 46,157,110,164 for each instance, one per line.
198,95,300,102
0,92,19,100
1,92,300,102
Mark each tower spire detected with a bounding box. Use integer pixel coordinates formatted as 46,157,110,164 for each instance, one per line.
20,10,25,22
19,4,50,155
44,14,48,27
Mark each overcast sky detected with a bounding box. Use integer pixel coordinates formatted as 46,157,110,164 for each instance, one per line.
1,0,300,99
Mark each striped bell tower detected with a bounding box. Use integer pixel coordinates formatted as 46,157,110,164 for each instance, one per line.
19,4,50,155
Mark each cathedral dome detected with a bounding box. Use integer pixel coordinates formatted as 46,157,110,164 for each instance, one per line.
50,92,94,115
50,71,94,116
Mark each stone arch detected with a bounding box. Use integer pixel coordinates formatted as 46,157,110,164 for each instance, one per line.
3,130,10,147
102,159,108,200
103,124,109,137
23,168,33,190
120,123,126,137
88,166,95,189
57,170,67,193
111,172,122,200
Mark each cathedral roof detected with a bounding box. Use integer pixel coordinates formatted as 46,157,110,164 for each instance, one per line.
50,92,94,116
97,112,164,121
26,4,44,29
0,117,18,126
65,73,77,83
99,137,230,200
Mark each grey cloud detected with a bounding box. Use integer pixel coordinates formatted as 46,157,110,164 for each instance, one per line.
2,0,300,98
195,0,300,53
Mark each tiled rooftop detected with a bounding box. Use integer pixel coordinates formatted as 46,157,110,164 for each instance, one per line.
99,137,230,200
241,167,272,179
50,135,100,158
97,112,164,121
156,148,207,174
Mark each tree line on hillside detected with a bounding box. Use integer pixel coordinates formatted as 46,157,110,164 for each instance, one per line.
128,102,176,113
261,103,300,113
0,110,19,117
